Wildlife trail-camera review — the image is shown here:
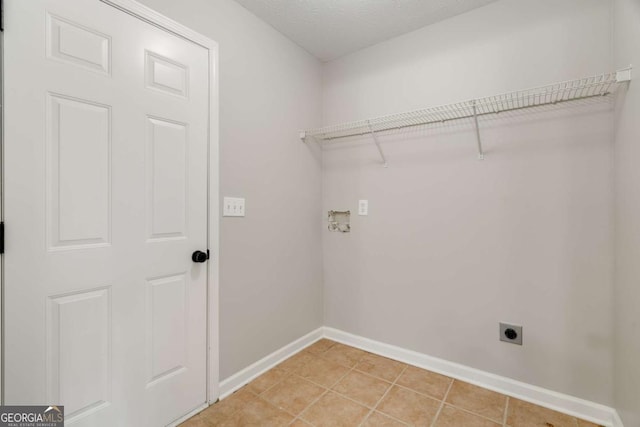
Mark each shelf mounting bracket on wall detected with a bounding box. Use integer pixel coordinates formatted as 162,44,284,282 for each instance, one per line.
472,101,485,160
616,67,632,83
367,121,388,168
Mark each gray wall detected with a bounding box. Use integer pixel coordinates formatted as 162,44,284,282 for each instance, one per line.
614,0,640,424
322,0,614,405
136,0,324,380
133,0,638,413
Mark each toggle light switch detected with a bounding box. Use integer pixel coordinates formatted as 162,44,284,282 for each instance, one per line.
223,197,245,217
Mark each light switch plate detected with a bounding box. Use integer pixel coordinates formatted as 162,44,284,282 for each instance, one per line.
223,197,245,217
358,200,368,216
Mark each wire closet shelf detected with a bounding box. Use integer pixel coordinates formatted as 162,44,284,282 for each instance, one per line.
300,68,632,165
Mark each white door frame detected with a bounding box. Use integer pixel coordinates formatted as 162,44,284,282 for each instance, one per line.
0,0,221,409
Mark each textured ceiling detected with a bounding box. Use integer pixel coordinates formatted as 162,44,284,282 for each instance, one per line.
233,0,500,61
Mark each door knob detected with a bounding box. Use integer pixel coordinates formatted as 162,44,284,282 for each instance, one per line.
192,250,208,263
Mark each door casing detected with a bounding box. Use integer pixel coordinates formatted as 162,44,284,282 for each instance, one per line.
0,0,221,413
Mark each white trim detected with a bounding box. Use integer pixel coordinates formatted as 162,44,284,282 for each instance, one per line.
100,0,217,50
206,43,221,405
101,0,221,407
612,411,625,427
218,328,324,399
213,326,624,426
323,327,622,427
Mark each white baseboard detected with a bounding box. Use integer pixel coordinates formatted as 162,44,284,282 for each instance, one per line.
324,327,622,427
215,326,623,427
612,411,625,427
218,327,324,399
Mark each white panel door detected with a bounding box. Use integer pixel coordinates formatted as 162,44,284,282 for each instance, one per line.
4,0,211,425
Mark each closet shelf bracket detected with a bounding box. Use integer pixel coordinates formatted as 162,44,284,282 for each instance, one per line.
616,67,632,83
367,121,388,168
472,101,484,160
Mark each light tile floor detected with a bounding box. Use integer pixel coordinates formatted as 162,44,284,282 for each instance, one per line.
180,339,603,427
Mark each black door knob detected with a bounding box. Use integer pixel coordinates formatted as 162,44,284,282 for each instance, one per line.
192,250,208,263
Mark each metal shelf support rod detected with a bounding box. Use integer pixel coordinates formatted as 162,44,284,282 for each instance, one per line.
472,101,484,160
368,121,388,167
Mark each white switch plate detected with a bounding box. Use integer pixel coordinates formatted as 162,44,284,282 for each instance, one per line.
223,197,245,217
358,200,368,216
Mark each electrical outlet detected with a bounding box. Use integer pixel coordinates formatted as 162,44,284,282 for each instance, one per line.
223,197,245,217
358,200,368,216
499,323,523,345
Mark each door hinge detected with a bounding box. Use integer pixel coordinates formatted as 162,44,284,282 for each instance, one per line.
0,222,4,254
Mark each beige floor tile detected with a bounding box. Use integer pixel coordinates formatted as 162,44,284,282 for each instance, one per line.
181,351,593,427
506,398,578,427
434,405,501,427
577,420,604,427
278,351,316,372
445,380,507,422
355,353,407,383
322,343,368,368
199,387,255,422
196,405,228,425
198,407,230,425
363,411,409,426
332,370,392,407
294,355,350,387
290,419,314,426
178,414,209,427
301,392,370,427
376,385,441,426
261,375,325,416
247,368,289,394
219,396,294,426
305,339,338,355
395,365,453,400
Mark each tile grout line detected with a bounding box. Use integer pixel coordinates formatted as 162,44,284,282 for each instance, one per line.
286,359,337,426
292,343,408,426
197,342,508,427
229,343,394,426
503,396,510,427
245,346,332,425
295,359,410,426
253,347,321,397
283,341,359,426
436,401,506,425
194,341,594,427
388,380,453,402
189,386,270,426
358,364,411,427
347,355,508,425
429,378,455,427
351,363,460,403
289,346,361,426
251,368,308,421
245,385,300,421
295,365,356,425
256,370,293,397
